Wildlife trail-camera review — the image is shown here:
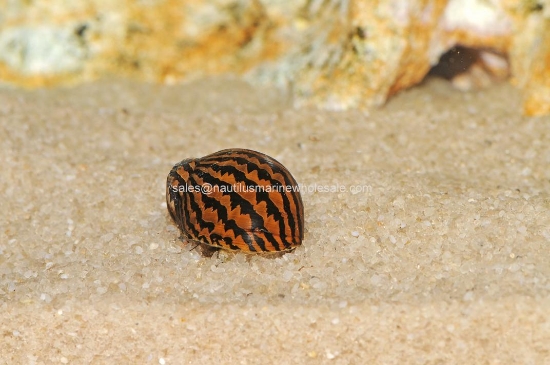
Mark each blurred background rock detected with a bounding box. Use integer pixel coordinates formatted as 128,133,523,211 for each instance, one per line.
1,0,549,115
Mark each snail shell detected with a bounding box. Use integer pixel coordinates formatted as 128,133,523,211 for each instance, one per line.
166,148,304,253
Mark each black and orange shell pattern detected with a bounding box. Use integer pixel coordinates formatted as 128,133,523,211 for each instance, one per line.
166,149,304,253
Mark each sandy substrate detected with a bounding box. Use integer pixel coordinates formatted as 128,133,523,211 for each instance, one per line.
1,77,549,364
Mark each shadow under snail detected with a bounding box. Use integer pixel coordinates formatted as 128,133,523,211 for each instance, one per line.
166,148,304,255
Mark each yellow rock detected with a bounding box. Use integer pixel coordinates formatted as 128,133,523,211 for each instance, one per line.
0,0,549,115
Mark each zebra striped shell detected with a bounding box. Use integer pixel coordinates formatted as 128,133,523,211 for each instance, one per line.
166,149,304,253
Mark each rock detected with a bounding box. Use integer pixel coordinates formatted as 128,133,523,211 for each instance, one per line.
508,2,550,116
0,0,548,115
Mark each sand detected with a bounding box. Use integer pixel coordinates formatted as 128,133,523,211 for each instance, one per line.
1,77,549,364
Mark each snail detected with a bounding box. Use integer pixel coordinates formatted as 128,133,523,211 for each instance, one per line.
166,149,304,255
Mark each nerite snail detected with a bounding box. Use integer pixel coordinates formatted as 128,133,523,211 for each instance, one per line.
166,148,304,254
